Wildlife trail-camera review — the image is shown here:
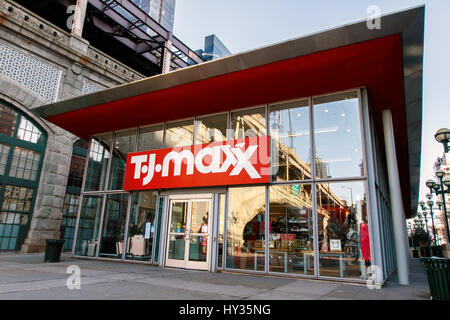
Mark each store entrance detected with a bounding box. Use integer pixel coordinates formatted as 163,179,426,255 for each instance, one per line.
165,195,212,270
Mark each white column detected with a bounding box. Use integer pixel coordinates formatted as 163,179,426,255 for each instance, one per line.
71,0,88,37
382,109,410,285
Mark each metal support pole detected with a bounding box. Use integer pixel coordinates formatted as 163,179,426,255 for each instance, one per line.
161,37,172,74
71,0,88,37
429,209,437,245
438,179,450,243
382,109,409,285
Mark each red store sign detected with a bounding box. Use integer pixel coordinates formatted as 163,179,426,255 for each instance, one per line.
123,136,271,190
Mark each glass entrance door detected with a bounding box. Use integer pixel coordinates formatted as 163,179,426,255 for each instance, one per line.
165,196,211,270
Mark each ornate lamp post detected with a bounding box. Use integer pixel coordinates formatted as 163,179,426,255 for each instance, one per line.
419,201,430,240
425,171,450,243
426,197,438,245
435,128,450,153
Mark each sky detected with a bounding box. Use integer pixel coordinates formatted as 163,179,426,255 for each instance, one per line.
173,0,450,215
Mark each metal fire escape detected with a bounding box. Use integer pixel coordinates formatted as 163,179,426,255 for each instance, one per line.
87,0,204,72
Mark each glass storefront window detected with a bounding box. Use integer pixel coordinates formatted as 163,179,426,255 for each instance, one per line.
316,181,370,279
99,193,129,259
226,186,265,271
138,124,164,152
231,107,266,140
126,191,158,261
74,195,103,257
269,99,311,181
165,119,194,148
108,129,136,190
84,134,112,192
194,113,228,144
61,193,79,251
269,184,314,275
313,92,364,179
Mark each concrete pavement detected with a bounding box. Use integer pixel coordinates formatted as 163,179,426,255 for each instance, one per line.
0,252,430,300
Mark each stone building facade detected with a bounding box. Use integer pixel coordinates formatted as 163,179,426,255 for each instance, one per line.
0,0,143,252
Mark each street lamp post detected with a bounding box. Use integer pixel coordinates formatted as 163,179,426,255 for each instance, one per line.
435,128,450,153
419,201,430,240
426,198,438,245
425,171,450,243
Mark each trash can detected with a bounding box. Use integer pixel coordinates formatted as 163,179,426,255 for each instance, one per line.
421,257,450,300
44,239,65,263
431,246,443,257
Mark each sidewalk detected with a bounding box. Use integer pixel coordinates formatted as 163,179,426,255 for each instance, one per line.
0,252,430,300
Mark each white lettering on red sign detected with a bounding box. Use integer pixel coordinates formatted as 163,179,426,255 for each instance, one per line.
123,136,270,190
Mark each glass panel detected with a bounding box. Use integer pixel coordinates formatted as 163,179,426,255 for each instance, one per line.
67,155,85,189
269,184,314,275
189,235,207,262
217,194,225,268
167,201,188,261
61,193,80,251
138,124,164,152
317,181,370,279
189,201,210,263
74,195,103,256
169,201,188,233
313,92,364,179
194,113,227,144
270,99,311,181
109,129,136,190
1,185,34,212
84,134,112,191
0,104,18,137
99,194,129,259
16,117,44,144
8,147,41,181
165,119,194,148
167,234,185,260
0,143,11,175
190,201,209,234
126,191,158,261
231,107,266,140
226,186,265,271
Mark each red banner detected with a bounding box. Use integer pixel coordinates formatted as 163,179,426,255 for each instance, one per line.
123,136,271,190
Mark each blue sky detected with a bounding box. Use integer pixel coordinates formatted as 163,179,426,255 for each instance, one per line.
173,0,450,211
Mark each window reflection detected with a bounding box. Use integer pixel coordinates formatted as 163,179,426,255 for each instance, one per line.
99,194,129,259
138,124,164,152
270,100,311,181
126,191,158,261
109,129,136,190
165,119,194,148
85,134,112,192
317,181,370,279
313,92,364,179
231,107,266,140
74,195,103,256
226,186,265,271
269,184,314,274
194,113,227,144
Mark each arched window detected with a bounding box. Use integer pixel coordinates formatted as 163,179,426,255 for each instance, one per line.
0,100,47,250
